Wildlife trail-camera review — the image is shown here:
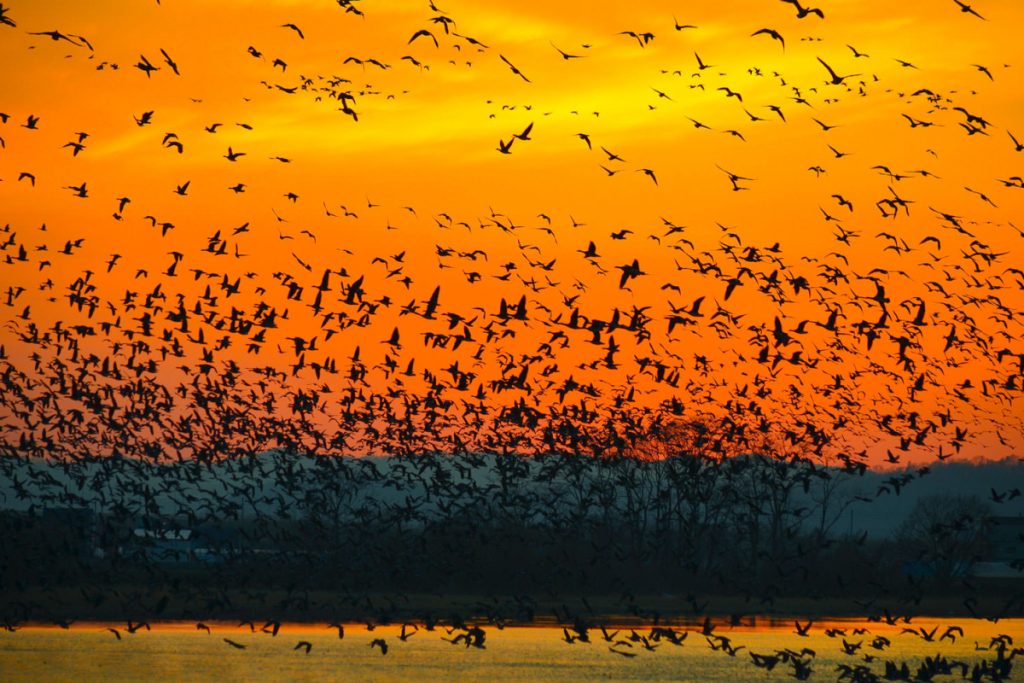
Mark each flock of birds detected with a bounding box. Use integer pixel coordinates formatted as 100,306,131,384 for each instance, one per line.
6,614,1023,682
1,1,1022,467
0,0,1023,678
0,0,1019,470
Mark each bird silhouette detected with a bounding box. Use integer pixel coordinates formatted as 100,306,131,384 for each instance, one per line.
817,57,859,85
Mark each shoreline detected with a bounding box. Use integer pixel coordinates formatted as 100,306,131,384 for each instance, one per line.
5,591,1022,626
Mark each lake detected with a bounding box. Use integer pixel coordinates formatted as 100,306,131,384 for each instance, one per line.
0,618,1018,682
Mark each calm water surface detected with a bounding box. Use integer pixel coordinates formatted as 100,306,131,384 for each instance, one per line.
0,618,1019,682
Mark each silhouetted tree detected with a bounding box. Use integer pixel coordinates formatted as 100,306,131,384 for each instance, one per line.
897,494,992,581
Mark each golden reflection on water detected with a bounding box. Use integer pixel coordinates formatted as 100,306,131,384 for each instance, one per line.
1,619,1019,682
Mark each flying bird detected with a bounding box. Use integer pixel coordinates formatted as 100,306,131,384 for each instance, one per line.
159,48,180,75
952,0,985,19
751,28,785,50
0,3,16,27
817,57,859,85
499,54,530,82
409,29,438,47
551,43,583,60
781,0,825,19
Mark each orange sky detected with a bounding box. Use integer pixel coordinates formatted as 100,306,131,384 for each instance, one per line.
0,0,1022,465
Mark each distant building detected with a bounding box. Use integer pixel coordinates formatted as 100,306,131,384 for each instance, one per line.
902,559,970,579
974,516,1024,579
126,527,227,565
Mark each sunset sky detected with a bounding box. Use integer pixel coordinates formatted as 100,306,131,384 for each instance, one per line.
1,0,1022,465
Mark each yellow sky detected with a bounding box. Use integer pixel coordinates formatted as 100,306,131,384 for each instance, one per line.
0,0,1022,464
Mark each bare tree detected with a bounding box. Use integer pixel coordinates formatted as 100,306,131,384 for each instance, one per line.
897,494,992,580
